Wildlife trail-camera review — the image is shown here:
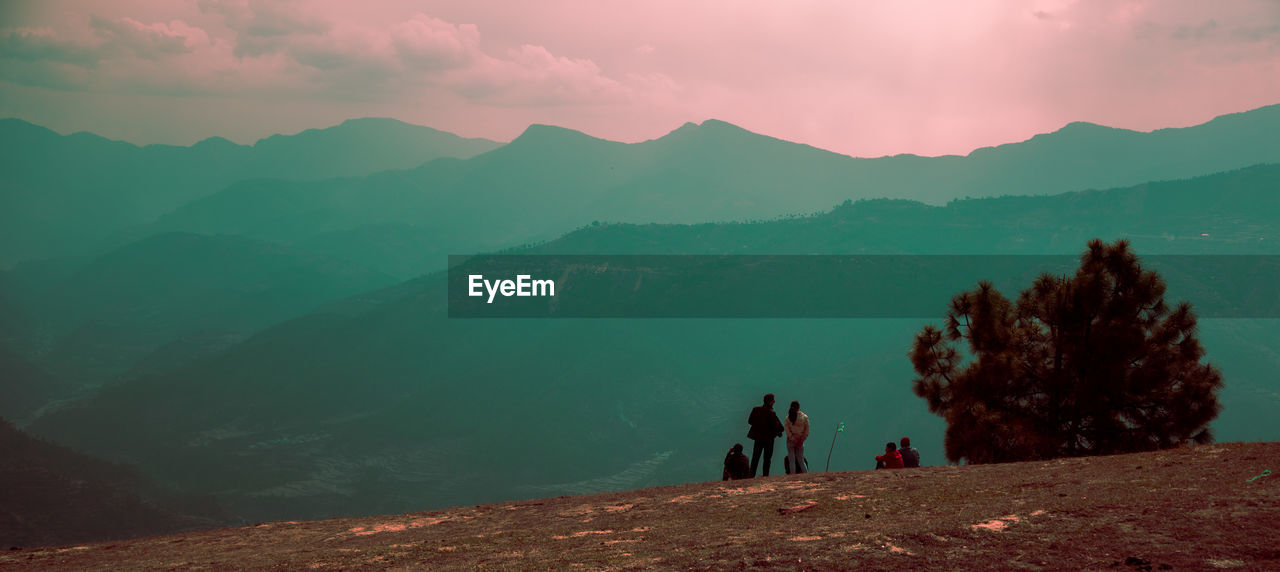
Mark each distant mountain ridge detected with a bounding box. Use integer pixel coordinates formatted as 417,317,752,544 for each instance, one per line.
0,118,503,265
4,231,397,387
7,104,1280,274
134,103,1280,278
0,116,503,173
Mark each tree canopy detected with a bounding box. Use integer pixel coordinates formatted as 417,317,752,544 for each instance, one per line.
910,239,1223,464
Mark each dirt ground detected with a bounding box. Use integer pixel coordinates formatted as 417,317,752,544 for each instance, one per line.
2,442,1276,570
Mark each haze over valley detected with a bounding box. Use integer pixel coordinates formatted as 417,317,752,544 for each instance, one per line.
3,106,1279,543
4,3,1279,563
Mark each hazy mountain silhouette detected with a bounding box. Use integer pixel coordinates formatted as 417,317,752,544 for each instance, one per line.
0,272,37,354
536,163,1280,256
0,118,501,265
121,331,253,383
0,346,71,426
247,118,503,179
141,104,1280,278
28,165,1280,524
0,418,225,548
3,232,398,386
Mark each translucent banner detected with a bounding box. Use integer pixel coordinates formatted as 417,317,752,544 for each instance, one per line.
447,255,1280,318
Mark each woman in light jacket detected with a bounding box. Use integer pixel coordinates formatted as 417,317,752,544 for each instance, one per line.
784,401,810,474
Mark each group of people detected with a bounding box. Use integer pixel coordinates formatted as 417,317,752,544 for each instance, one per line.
875,437,920,469
723,393,808,479
722,393,922,480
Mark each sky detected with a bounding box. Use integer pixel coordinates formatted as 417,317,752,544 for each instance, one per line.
1,0,1278,157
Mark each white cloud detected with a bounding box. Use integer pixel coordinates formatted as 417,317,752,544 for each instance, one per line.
0,27,98,67
89,15,208,59
5,0,1271,155
197,0,329,57
391,14,479,72
450,45,629,106
0,6,657,108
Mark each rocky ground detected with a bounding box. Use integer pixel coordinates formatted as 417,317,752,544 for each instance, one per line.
2,442,1276,570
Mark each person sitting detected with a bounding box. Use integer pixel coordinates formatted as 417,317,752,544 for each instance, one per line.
723,443,751,480
875,441,904,469
899,436,920,468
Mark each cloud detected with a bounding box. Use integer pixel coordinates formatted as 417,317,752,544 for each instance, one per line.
0,20,213,91
89,15,207,59
2,1,1276,155
0,15,292,97
0,29,95,90
189,3,643,105
2,17,209,67
196,0,328,57
0,27,98,67
391,14,479,72
1172,19,1220,41
453,45,629,106
1233,24,1280,43
0,6,651,108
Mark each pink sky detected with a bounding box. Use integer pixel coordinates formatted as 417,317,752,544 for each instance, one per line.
1,0,1278,157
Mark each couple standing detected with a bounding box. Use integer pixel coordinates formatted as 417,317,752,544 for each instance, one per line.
746,393,809,477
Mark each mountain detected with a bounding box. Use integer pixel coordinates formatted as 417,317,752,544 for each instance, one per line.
28,165,1280,524
532,162,1280,256
0,118,502,265
0,270,38,353
143,104,1280,278
243,118,504,181
3,232,398,386
0,346,71,425
0,418,226,548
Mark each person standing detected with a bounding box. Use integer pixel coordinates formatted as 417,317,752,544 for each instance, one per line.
747,393,784,477
784,401,810,474
899,436,921,468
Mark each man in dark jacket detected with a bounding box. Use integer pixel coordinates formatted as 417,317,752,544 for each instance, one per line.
723,443,751,480
747,393,784,477
899,436,921,468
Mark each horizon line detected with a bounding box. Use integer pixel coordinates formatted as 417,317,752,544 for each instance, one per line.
3,101,1278,161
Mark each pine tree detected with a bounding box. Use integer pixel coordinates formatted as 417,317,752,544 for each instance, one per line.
910,239,1223,464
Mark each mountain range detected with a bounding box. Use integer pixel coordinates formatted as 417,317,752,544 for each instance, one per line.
26,165,1280,525
5,104,1280,278
3,232,397,388
0,118,501,265
139,104,1280,278
4,104,1280,541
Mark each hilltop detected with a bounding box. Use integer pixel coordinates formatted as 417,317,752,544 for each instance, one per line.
0,419,223,549
4,442,1276,570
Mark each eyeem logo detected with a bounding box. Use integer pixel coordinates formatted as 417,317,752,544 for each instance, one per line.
468,274,556,303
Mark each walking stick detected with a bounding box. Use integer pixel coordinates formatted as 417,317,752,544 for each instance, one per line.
825,421,845,472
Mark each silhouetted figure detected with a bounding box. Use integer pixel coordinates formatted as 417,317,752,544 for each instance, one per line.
723,443,751,480
875,441,904,469
747,393,784,477
784,400,810,474
899,436,920,468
